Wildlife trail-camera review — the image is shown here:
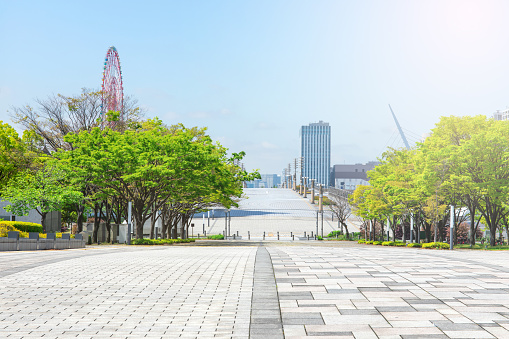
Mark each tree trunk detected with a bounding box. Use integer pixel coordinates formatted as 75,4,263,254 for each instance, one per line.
135,214,144,239
41,212,48,233
401,217,406,243
342,222,349,240
76,204,85,233
490,224,497,247
93,202,102,243
150,207,156,239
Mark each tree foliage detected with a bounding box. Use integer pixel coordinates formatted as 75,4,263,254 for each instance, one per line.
352,116,509,246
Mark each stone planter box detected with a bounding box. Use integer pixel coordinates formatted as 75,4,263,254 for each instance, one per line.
0,237,86,251
19,238,37,251
0,237,17,251
38,239,54,250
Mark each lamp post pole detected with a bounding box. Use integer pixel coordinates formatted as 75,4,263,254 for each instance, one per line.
311,179,315,204
410,213,413,243
450,205,454,250
127,201,132,245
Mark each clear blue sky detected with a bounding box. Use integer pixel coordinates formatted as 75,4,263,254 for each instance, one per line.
1,0,509,174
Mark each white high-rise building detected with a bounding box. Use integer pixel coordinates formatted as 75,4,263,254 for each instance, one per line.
300,121,331,186
493,109,509,121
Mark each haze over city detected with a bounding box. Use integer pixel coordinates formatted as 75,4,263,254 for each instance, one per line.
1,0,509,173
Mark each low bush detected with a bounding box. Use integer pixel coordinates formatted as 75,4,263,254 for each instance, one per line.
207,234,224,240
358,239,366,244
38,233,75,239
382,241,394,246
131,238,195,245
394,242,406,247
327,230,342,237
422,242,449,249
373,241,383,245
317,236,323,240
365,240,374,244
0,221,43,233
407,243,422,248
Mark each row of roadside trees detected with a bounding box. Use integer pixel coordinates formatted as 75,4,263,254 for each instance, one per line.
350,115,509,247
0,89,259,241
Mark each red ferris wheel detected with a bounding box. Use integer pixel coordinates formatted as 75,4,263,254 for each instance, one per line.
101,46,123,127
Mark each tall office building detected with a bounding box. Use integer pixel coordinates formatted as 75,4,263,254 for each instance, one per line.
300,121,331,186
493,108,509,121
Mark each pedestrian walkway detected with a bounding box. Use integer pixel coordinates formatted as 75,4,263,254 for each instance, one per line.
205,188,361,238
1,243,509,338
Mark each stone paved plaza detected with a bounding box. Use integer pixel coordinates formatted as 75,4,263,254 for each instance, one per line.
2,243,509,338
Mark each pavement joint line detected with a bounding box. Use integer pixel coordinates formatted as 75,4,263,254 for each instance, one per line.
249,245,284,338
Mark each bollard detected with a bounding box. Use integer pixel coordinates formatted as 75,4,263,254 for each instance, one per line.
233,234,236,240
292,234,295,241
307,235,309,240
304,231,306,237
263,232,265,240
311,231,313,237
248,231,250,240
237,231,239,236
277,232,279,240
291,232,293,237
204,231,207,237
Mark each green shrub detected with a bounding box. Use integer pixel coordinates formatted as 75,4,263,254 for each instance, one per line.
317,236,323,240
407,243,422,248
422,242,449,249
131,238,196,245
394,242,406,247
366,240,374,244
0,221,43,233
327,230,342,237
382,241,394,246
207,234,224,240
373,241,383,245
88,235,92,245
358,239,366,244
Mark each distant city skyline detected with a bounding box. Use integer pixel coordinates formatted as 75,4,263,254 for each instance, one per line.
2,1,509,174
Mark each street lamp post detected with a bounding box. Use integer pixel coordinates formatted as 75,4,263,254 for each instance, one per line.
311,179,315,204
450,205,454,250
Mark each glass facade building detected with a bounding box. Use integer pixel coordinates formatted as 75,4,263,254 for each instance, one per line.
300,121,331,186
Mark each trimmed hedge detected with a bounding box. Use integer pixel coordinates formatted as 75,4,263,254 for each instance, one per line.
358,239,366,244
407,243,422,248
38,233,75,239
207,234,224,240
422,242,449,249
373,241,383,245
382,241,406,247
131,238,196,245
0,221,43,233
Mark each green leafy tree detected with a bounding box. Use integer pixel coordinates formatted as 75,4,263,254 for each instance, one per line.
1,162,83,232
